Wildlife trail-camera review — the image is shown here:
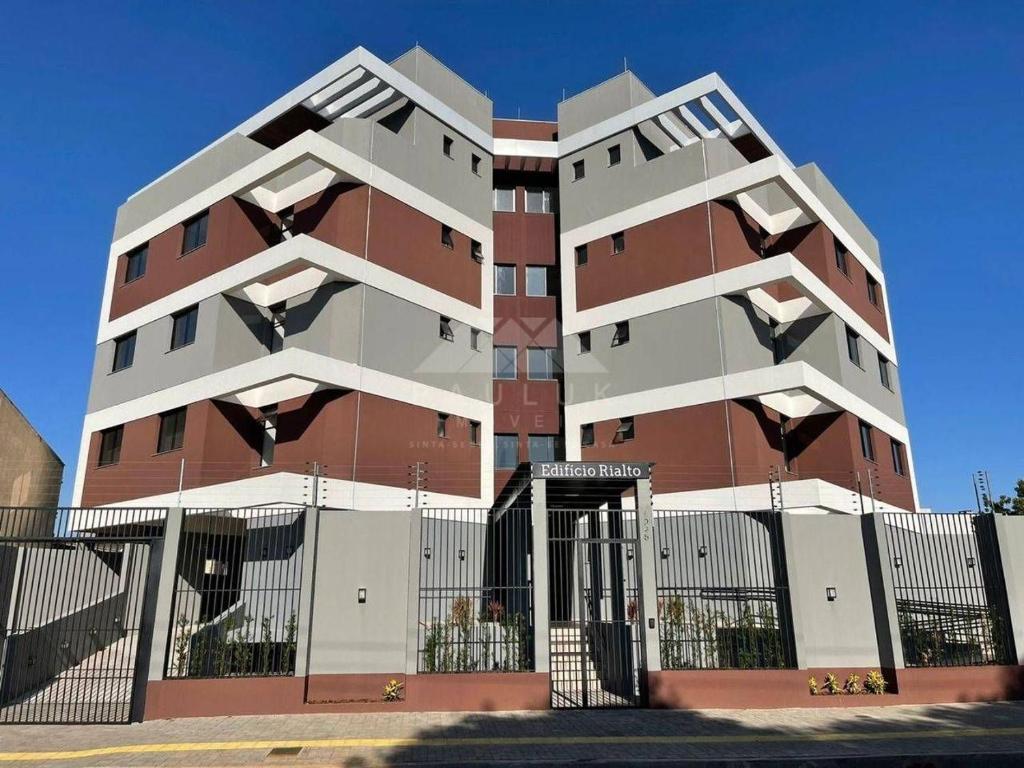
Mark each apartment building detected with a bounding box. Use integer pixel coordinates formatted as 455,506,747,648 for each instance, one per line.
75,47,916,514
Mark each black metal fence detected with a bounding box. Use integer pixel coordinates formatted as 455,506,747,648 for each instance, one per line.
163,508,305,679
652,510,795,670
0,508,164,724
416,507,533,673
884,512,1014,667
0,507,167,540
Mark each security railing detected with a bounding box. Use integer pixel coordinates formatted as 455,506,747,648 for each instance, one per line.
416,507,533,673
163,507,304,679
653,510,796,670
884,511,1014,667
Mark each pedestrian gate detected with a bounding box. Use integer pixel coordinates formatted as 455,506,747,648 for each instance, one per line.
549,508,647,708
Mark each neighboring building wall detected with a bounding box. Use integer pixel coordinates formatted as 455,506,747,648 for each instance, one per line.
0,391,63,524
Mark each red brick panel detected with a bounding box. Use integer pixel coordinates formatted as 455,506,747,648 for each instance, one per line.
366,190,482,307
575,204,713,311
110,197,279,320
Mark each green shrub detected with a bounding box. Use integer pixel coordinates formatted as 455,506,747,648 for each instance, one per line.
808,676,819,695
382,679,404,702
844,673,861,695
823,672,842,695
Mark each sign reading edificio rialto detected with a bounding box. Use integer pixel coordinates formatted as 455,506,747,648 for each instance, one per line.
531,462,650,480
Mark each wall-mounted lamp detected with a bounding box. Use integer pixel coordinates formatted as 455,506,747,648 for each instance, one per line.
357,587,367,604
423,547,432,560
893,556,903,569
660,547,670,560
966,557,976,569
698,544,708,558
826,586,837,602
459,549,466,561
626,546,634,561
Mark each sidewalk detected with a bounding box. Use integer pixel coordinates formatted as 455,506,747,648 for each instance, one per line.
3,701,1024,766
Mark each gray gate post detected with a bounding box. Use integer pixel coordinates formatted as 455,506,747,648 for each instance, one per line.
405,508,423,674
132,507,183,722
634,478,661,672
992,514,1024,664
531,478,550,673
778,511,807,670
862,512,905,670
293,506,320,680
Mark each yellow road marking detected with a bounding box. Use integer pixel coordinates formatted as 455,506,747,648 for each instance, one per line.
1,726,1023,762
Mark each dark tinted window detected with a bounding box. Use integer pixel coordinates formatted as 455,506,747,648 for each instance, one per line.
98,426,123,466
182,211,209,254
112,332,136,372
157,407,187,453
171,306,198,350
125,244,148,282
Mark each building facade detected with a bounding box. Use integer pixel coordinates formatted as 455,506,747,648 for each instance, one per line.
75,46,916,514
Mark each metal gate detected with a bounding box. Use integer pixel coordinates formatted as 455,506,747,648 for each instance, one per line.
549,508,647,709
0,508,161,724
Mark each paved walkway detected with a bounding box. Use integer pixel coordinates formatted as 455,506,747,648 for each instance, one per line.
3,702,1024,766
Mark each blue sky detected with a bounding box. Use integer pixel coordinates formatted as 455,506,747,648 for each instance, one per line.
1,1,1020,509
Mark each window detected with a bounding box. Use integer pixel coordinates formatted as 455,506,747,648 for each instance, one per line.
439,316,454,342
437,413,449,439
494,187,515,212
572,159,585,181
268,302,286,354
891,439,906,476
858,420,875,462
525,188,556,214
878,353,892,390
124,244,148,283
834,237,849,276
441,224,454,249
171,305,198,350
526,265,550,297
471,154,481,175
469,420,481,446
867,275,880,307
575,244,588,267
259,405,277,468
495,434,519,469
614,416,635,443
157,407,187,453
182,210,209,254
112,332,136,372
494,264,516,295
612,321,630,346
470,328,481,351
493,346,517,379
443,135,453,158
98,425,123,467
528,435,560,463
581,423,595,448
607,144,621,166
528,348,560,380
471,240,483,262
611,231,625,254
578,331,591,354
845,325,861,367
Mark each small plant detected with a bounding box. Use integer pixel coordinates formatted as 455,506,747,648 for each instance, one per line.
173,614,192,677
808,676,819,695
382,679,404,702
844,673,861,695
864,669,887,695
823,672,842,695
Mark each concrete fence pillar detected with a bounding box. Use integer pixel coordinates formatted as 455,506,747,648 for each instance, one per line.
405,507,423,675
634,478,661,672
777,511,806,670
132,506,182,721
992,514,1024,664
293,505,320,679
862,512,905,670
531,478,550,673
